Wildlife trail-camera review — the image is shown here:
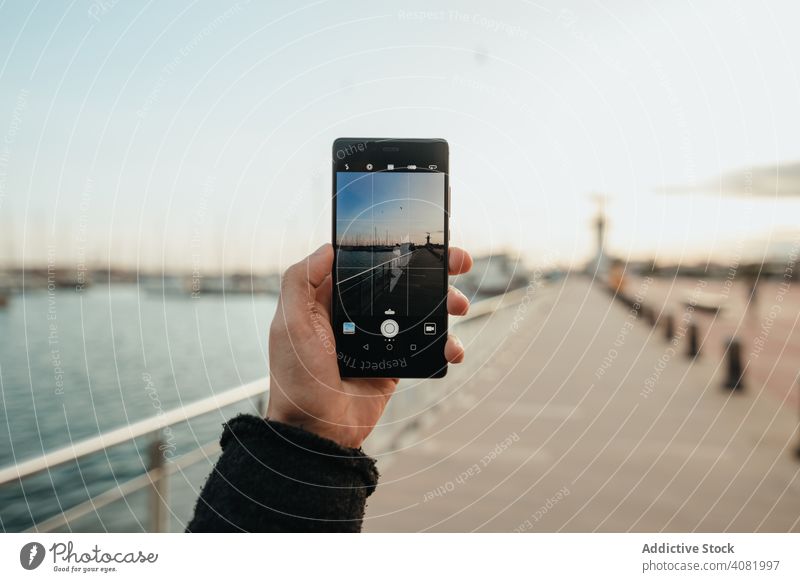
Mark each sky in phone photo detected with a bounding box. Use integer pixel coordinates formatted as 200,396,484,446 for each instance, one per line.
336,172,445,245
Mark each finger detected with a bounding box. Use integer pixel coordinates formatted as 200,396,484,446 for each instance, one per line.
449,247,473,276
280,244,333,309
445,334,465,364
447,285,469,316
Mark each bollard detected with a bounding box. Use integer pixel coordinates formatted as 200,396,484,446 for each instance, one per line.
796,429,800,460
664,314,675,341
797,381,800,460
723,337,745,392
796,432,800,460
686,322,700,358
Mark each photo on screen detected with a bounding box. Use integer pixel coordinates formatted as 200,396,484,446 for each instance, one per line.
335,172,446,319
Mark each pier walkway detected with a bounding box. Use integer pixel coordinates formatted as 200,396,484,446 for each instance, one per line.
364,278,800,532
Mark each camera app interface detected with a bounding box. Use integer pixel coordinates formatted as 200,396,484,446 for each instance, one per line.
334,169,446,373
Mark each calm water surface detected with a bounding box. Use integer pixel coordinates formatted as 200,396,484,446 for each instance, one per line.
0,284,276,531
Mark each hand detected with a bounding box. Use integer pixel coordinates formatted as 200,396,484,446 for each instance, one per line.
267,243,473,449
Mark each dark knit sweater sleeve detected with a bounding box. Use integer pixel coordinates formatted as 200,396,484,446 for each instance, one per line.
186,414,379,532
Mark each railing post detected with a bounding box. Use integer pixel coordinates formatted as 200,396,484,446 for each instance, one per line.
148,432,169,532
256,392,267,417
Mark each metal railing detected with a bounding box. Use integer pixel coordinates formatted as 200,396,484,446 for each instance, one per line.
0,286,532,532
0,379,268,532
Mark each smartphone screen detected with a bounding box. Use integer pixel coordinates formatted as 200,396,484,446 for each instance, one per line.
332,138,449,378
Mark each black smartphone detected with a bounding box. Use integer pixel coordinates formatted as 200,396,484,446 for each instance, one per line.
332,138,450,378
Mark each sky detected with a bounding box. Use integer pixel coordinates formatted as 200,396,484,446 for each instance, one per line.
336,171,445,245
2,0,800,272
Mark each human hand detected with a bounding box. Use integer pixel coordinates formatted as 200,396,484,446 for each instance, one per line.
266,243,473,448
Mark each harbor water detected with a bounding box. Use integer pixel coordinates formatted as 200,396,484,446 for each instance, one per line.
0,284,277,531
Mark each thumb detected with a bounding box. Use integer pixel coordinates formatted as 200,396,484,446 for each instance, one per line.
305,243,334,287
281,244,333,303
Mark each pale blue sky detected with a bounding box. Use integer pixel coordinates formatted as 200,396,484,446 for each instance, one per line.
2,0,800,271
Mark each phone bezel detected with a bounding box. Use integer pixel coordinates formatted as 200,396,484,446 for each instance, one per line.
331,137,450,378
